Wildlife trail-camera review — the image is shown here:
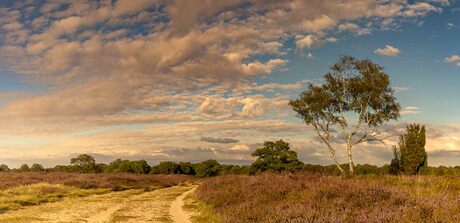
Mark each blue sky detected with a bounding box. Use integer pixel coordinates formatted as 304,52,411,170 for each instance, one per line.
0,0,459,167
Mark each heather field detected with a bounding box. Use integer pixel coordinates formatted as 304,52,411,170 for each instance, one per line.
0,172,195,190
196,174,460,223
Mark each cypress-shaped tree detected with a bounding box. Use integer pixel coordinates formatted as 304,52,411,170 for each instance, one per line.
393,124,428,175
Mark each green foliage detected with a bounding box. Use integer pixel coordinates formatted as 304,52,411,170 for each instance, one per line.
105,159,151,174
19,164,30,172
290,55,401,126
251,139,303,173
155,161,181,174
219,164,243,175
178,162,196,175
194,160,221,177
70,154,97,173
30,163,44,172
391,124,428,175
0,164,9,172
290,56,400,174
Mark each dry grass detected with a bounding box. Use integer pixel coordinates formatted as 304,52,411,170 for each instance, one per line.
0,172,195,191
0,183,109,212
197,174,460,223
184,192,220,223
0,172,196,214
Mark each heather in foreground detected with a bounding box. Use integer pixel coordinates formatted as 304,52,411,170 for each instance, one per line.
197,174,460,223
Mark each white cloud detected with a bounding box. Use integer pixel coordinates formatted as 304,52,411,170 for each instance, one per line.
338,22,371,35
374,45,401,57
0,0,452,165
295,35,318,49
400,106,421,115
444,54,460,66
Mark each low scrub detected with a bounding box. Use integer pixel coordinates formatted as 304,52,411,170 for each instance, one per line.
197,174,460,222
0,172,195,191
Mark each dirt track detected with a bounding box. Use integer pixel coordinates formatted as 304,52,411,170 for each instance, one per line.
0,185,197,223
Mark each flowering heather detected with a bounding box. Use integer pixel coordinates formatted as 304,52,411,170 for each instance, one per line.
196,174,460,223
0,172,195,191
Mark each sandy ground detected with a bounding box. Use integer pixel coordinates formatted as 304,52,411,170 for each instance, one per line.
169,187,197,223
0,185,198,223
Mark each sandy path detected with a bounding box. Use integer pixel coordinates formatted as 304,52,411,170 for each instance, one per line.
169,187,197,223
0,185,197,223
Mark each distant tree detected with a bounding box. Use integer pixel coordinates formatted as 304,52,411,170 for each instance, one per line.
30,163,45,172
0,164,10,172
194,160,221,177
129,160,151,174
19,164,30,172
219,164,243,175
290,56,400,176
105,159,150,174
354,164,383,175
95,163,108,173
70,154,97,173
178,162,195,175
52,165,71,173
251,140,304,173
156,161,181,174
391,124,428,175
389,146,402,175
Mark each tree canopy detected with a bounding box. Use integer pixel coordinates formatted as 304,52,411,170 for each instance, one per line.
251,139,303,173
290,56,400,175
390,124,428,175
70,154,97,173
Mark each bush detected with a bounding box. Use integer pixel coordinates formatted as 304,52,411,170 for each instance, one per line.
105,159,151,174
251,139,304,173
155,161,181,174
194,160,221,177
178,162,195,175
70,154,98,173
0,164,9,172
391,124,428,175
30,163,44,172
19,164,30,172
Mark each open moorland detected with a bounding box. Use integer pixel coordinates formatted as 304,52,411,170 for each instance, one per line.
197,173,460,223
0,170,460,223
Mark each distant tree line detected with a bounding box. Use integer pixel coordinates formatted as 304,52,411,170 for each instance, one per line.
0,137,458,176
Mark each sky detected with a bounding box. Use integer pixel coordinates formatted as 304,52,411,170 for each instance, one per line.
0,0,459,168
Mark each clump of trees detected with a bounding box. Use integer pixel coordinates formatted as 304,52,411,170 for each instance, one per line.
0,164,10,172
251,139,303,173
70,154,98,173
390,124,428,175
290,56,400,176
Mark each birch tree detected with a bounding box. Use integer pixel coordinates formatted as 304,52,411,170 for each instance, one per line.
289,56,400,175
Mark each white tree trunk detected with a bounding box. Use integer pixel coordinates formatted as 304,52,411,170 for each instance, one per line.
347,143,354,176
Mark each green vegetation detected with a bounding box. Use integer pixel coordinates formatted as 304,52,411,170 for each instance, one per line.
184,192,220,223
290,56,400,175
0,165,9,172
105,159,151,174
194,160,221,177
2,151,459,177
30,164,44,172
251,139,303,173
70,154,98,173
391,124,428,175
19,164,30,172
